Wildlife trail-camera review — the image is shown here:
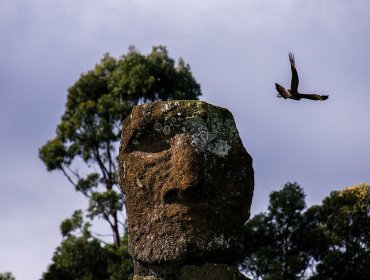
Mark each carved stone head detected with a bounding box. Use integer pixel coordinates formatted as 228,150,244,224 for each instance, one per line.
119,100,254,265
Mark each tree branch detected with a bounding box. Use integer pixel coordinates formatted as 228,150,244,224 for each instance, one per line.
60,167,78,188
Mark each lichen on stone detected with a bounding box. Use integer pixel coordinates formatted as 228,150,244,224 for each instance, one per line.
121,161,126,179
181,107,237,157
208,139,231,157
154,122,162,132
161,101,180,113
163,125,171,135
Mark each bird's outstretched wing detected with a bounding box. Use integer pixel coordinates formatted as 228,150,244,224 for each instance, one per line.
275,83,289,99
289,52,299,92
298,93,329,101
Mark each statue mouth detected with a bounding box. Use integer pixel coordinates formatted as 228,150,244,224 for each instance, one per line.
161,201,214,224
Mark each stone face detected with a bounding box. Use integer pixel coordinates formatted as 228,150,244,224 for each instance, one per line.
119,100,254,273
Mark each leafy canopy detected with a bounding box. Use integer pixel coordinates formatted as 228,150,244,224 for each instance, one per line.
242,182,370,280
242,182,309,280
309,183,370,280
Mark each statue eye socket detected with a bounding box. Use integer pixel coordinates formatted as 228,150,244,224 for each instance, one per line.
125,123,176,153
126,137,171,153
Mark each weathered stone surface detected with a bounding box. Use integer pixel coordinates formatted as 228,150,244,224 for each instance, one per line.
132,262,247,280
119,100,254,279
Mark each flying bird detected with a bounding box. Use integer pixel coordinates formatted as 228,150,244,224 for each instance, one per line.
275,53,329,101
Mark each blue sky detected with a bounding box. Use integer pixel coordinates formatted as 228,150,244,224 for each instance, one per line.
1,1,369,279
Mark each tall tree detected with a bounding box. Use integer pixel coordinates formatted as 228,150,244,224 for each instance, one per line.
242,182,310,280
39,45,201,246
308,183,370,280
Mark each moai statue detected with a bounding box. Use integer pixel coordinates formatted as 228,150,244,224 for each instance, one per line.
119,101,254,280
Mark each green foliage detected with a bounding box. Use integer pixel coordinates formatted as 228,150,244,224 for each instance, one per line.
242,182,311,280
0,272,15,280
75,173,100,196
242,182,370,280
42,237,110,280
106,234,133,280
87,190,123,220
110,46,200,102
60,209,87,237
309,184,370,280
39,45,201,247
41,234,133,280
39,138,69,171
41,212,133,280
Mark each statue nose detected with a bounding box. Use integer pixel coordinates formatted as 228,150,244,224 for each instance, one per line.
162,134,202,204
